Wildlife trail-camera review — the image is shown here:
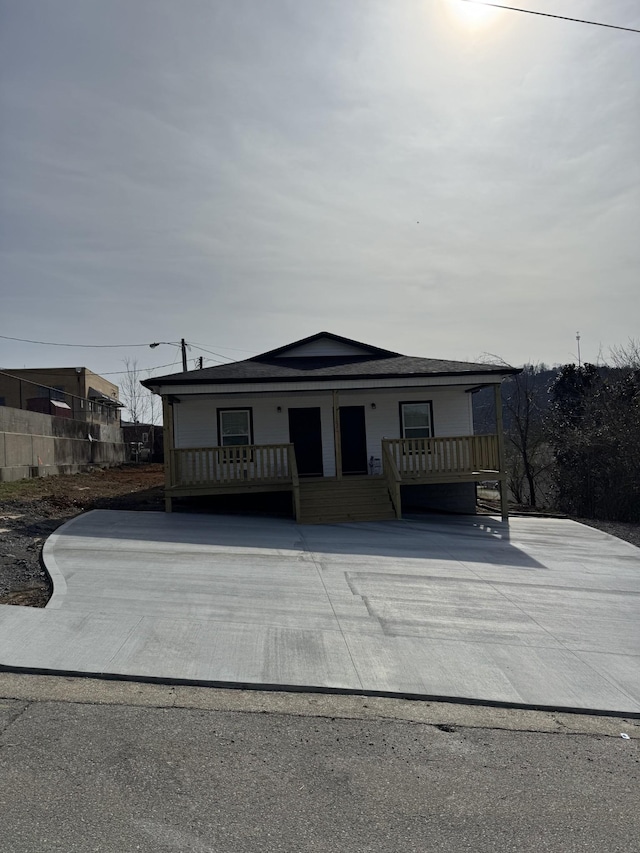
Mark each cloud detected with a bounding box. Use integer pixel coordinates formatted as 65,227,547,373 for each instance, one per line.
1,0,638,372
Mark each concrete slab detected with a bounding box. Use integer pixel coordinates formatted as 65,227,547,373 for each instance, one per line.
0,510,639,714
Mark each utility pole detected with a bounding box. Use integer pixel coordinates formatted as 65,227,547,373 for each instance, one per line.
576,332,581,368
150,339,189,371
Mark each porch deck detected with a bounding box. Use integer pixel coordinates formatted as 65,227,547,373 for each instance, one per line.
164,435,503,521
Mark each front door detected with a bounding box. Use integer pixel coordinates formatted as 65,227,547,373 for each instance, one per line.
288,407,324,477
339,406,368,475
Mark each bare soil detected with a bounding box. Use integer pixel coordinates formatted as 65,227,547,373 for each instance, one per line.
0,465,164,607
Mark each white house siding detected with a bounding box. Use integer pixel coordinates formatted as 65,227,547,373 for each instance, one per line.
173,386,474,479
339,387,473,471
173,393,337,475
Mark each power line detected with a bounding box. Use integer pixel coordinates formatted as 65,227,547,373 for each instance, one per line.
99,362,182,376
459,0,640,33
188,344,235,363
1,332,256,357
189,341,258,355
1,332,245,370
0,333,176,348
0,362,185,377
0,364,179,377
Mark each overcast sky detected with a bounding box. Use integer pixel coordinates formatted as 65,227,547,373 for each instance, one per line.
1,0,638,383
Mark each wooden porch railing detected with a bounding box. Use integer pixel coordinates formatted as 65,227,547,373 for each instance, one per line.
382,435,500,480
289,447,301,522
170,444,296,488
382,440,402,518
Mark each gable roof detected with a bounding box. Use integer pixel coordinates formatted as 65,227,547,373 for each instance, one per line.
142,332,519,389
257,331,401,360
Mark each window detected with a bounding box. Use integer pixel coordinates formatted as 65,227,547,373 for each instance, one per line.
36,385,65,401
400,402,433,439
218,408,252,447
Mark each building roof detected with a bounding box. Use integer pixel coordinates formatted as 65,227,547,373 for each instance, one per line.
142,332,519,389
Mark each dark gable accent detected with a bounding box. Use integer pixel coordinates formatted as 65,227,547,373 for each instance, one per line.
255,331,401,360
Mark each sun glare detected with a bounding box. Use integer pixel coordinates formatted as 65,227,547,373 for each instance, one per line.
446,0,502,31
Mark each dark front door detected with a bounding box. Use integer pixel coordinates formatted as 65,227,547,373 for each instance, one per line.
288,407,323,477
339,406,368,475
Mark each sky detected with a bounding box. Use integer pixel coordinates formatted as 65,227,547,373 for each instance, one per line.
1,0,639,387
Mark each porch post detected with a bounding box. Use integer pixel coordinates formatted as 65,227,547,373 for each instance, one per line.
332,390,342,480
494,381,509,522
163,396,175,512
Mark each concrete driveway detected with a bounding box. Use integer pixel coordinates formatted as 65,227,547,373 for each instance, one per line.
0,510,638,714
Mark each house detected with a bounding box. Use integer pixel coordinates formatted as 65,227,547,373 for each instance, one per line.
0,367,122,424
142,332,519,523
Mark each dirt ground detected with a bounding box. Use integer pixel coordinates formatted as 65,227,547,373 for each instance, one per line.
1,465,638,609
0,465,164,607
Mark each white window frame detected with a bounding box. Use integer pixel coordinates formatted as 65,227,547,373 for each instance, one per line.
399,401,434,440
217,408,253,447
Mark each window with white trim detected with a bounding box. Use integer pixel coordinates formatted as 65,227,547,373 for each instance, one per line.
218,409,252,447
400,402,433,439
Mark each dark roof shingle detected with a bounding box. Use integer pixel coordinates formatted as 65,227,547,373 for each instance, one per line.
144,344,517,387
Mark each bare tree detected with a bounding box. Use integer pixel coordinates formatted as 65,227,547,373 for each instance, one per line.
609,338,640,370
476,356,555,508
502,365,554,508
144,368,161,461
120,358,148,424
120,359,163,461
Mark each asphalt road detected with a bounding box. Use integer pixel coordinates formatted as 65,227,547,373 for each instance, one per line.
0,675,638,853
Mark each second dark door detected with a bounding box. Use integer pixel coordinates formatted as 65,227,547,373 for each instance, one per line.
288,407,324,477
339,406,368,475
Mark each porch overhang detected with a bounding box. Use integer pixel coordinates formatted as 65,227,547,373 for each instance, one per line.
146,373,506,398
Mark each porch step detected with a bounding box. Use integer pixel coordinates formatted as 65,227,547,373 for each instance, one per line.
297,477,397,524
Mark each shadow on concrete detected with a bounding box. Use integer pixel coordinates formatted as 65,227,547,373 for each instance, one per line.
54,510,547,570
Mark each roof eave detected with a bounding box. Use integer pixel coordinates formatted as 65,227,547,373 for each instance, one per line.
143,366,519,391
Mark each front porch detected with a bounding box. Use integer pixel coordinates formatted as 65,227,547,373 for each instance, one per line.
164,434,506,522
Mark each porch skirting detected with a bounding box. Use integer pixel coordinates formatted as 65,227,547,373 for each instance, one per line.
400,482,477,515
